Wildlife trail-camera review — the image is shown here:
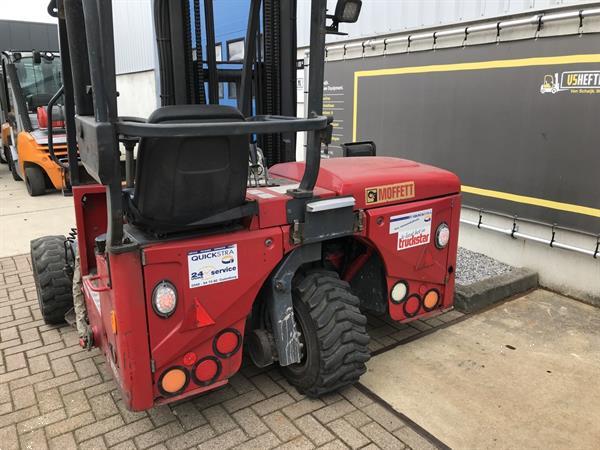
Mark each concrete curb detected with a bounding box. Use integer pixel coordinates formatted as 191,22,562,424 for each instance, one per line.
454,267,539,313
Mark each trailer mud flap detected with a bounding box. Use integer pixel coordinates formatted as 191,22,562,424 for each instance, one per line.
267,242,321,366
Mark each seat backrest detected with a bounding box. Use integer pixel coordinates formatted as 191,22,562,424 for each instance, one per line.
132,105,249,229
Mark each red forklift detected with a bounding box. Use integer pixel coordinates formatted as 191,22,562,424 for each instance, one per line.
32,0,461,410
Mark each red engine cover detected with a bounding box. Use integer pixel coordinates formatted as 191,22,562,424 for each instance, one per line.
270,157,461,209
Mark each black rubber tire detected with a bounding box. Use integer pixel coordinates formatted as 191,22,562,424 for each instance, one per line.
25,165,46,196
282,270,370,397
6,148,21,181
31,235,74,325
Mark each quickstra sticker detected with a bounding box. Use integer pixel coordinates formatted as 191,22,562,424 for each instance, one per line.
188,244,238,288
365,181,415,205
389,209,432,250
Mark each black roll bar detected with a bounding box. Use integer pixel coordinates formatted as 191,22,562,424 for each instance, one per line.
292,0,327,197
115,115,328,139
203,0,219,104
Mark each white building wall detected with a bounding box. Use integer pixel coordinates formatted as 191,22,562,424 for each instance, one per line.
116,70,157,119
297,0,600,47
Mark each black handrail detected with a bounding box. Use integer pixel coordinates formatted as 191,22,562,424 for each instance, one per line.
46,85,69,169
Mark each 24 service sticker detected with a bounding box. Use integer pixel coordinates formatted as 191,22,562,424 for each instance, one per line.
188,244,238,288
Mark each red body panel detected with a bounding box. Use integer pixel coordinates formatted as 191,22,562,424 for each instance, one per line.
72,156,461,410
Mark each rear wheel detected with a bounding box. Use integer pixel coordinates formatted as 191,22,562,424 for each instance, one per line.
31,236,74,325
5,147,21,181
282,270,370,397
25,165,46,196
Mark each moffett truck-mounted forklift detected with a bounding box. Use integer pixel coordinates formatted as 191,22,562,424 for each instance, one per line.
0,49,75,195
32,0,461,410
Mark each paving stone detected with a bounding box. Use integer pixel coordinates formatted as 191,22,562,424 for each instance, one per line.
9,369,53,390
134,421,185,449
171,400,206,431
328,418,370,449
196,428,247,450
37,388,64,414
164,423,215,449
295,414,335,446
222,388,265,413
228,373,255,394
338,386,373,409
104,418,155,446
148,405,177,427
361,421,406,449
63,389,92,417
0,425,19,450
110,439,137,450
251,392,295,416
0,367,29,384
19,428,49,450
11,385,37,410
202,404,238,434
115,398,149,424
60,374,103,396
312,400,356,424
48,432,78,450
393,426,439,450
232,407,269,438
317,439,350,450
16,408,67,433
343,410,372,428
251,374,284,398
46,411,96,438
236,431,281,450
263,410,301,442
89,393,119,420
36,372,79,392
74,358,99,378
363,403,406,433
78,436,108,450
74,415,125,442
277,435,316,450
28,354,51,374
5,352,27,371
281,397,325,420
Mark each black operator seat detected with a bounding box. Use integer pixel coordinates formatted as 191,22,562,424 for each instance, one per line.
127,104,253,234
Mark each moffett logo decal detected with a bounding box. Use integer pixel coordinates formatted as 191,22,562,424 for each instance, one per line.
540,71,600,95
188,244,238,288
389,209,432,251
365,181,415,205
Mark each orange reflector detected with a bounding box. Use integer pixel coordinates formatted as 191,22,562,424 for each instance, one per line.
160,368,187,394
423,290,440,310
110,311,118,334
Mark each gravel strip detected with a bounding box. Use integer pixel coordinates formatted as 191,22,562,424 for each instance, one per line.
455,247,513,286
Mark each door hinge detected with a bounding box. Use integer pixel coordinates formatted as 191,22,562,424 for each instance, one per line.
150,359,155,373
354,210,365,232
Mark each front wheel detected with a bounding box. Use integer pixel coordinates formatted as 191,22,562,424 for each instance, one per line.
31,235,74,324
25,165,46,196
281,270,370,397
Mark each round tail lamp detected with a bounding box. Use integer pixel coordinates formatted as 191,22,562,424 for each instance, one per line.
213,329,242,358
423,289,441,311
403,295,422,318
390,281,409,304
158,367,189,397
193,356,221,386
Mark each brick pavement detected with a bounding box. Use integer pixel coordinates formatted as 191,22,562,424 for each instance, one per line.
0,254,462,449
